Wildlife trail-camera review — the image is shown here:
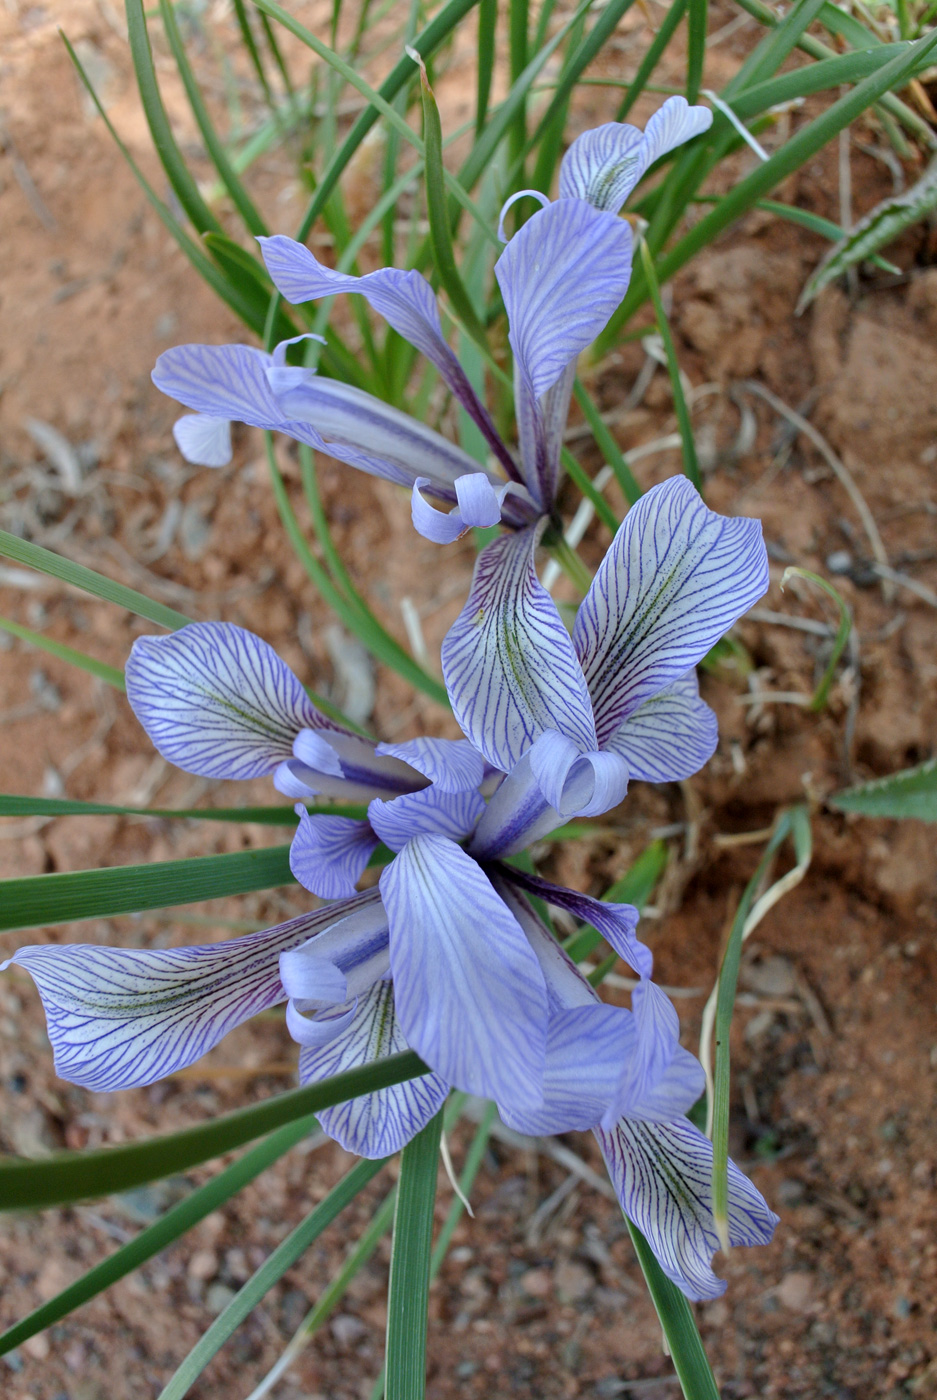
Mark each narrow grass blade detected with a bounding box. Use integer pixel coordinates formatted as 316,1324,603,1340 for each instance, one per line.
412,51,488,349
616,0,687,120
385,1109,444,1400
798,155,937,310
508,0,530,170
0,796,365,823
626,1221,721,1400
0,1115,319,1357
559,447,620,533
0,1052,427,1210
475,0,497,133
231,0,274,103
157,1156,387,1400
726,0,828,98
0,845,293,932
830,758,937,821
780,567,851,711
563,839,668,962
0,530,190,631
686,0,708,103
747,199,900,273
639,240,701,492
573,378,642,505
730,46,935,123
0,615,125,690
706,807,811,1247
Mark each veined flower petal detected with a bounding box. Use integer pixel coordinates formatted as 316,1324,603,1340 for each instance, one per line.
172,413,232,467
125,622,339,781
528,730,630,819
573,477,769,746
375,736,485,795
153,343,322,449
258,235,517,479
595,1117,778,1300
289,807,378,899
368,787,485,853
381,835,547,1110
498,864,651,980
559,98,713,214
642,95,714,167
604,671,718,783
278,731,427,804
2,905,355,1092
300,981,449,1158
441,526,597,774
280,895,390,1006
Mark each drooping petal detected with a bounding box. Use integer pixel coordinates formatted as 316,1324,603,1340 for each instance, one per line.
173,413,232,467
495,200,633,508
381,835,547,1109
276,730,427,803
153,343,320,448
595,1117,779,1300
258,235,517,480
441,526,597,774
641,96,714,168
289,807,378,899
497,864,651,979
375,736,485,795
125,622,339,781
573,477,769,746
299,980,449,1158
604,671,718,783
266,369,484,489
368,786,485,853
2,905,357,1093
279,895,390,1006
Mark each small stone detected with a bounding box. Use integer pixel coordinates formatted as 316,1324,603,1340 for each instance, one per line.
554,1260,594,1304
188,1250,218,1283
742,954,796,998
22,1336,49,1361
777,1271,815,1312
205,1283,237,1315
331,1314,366,1346
520,1267,552,1298
703,1300,729,1328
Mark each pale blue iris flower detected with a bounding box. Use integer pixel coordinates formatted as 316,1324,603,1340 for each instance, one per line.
151,99,712,541
3,471,776,1298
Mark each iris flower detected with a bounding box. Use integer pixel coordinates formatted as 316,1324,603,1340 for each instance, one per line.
3,475,775,1297
151,98,712,543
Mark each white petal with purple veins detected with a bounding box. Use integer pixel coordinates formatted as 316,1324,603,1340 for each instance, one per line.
125,622,338,781
289,807,378,899
381,835,547,1110
172,413,232,467
299,981,449,1158
375,736,485,795
441,527,597,774
367,787,485,852
280,896,390,1007
528,730,630,819
604,671,718,783
642,96,713,167
574,477,769,746
2,905,356,1093
595,1116,778,1300
558,122,647,211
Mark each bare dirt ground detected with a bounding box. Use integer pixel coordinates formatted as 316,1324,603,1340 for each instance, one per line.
1,2,936,1398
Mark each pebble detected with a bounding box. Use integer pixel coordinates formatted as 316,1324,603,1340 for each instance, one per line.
520,1267,552,1298
554,1260,594,1304
777,1271,815,1312
205,1283,237,1315
187,1250,219,1283
331,1314,367,1346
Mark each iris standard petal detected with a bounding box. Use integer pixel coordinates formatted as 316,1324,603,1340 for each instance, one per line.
374,736,485,795
603,671,718,783
125,622,338,780
573,476,769,746
368,787,485,853
299,981,449,1158
2,906,347,1093
441,526,597,774
172,413,232,467
641,95,714,167
289,807,378,899
381,834,548,1109
595,1117,779,1300
258,235,517,480
266,369,484,489
558,121,647,211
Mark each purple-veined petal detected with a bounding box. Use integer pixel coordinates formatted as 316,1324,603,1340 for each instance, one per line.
375,736,485,794
495,199,634,401
125,622,340,781
528,730,630,819
287,997,358,1047
495,200,633,508
595,1117,779,1300
498,864,651,979
411,479,471,543
381,834,547,1109
293,729,345,777
441,526,597,773
604,671,718,783
411,474,531,544
276,731,427,803
642,96,713,167
173,413,232,467
1,904,362,1093
280,896,390,1006
558,122,646,211
289,806,378,899
266,368,484,489
153,343,322,449
574,477,769,746
299,980,449,1158
492,876,595,1012
622,1042,706,1124
258,235,518,481
368,786,485,853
